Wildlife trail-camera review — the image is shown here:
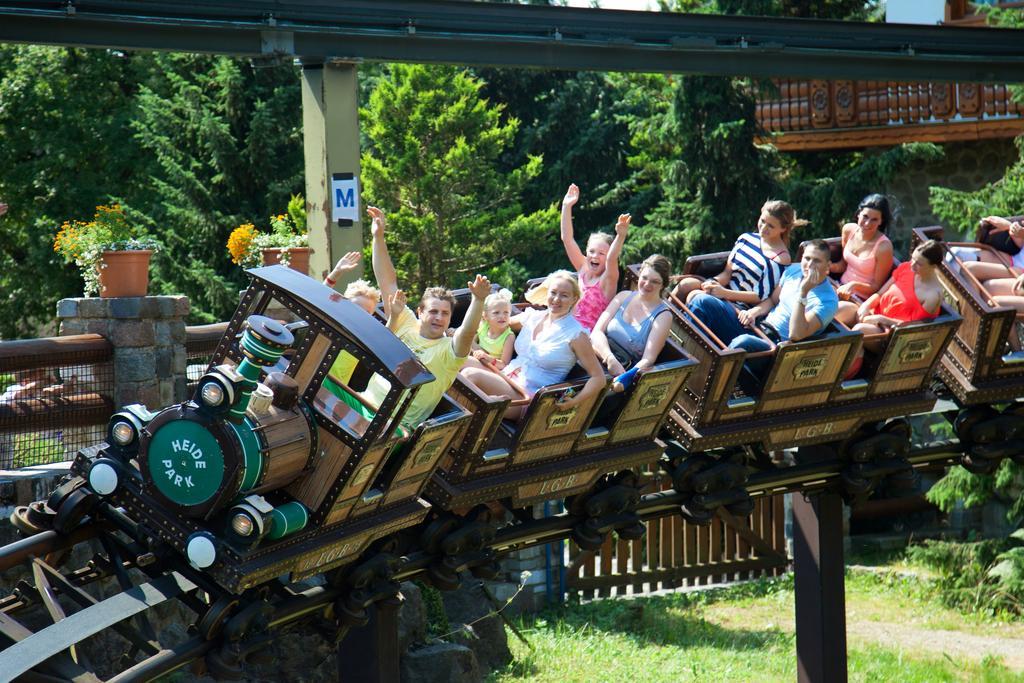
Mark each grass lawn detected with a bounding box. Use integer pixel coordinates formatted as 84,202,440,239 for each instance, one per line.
490,568,1024,682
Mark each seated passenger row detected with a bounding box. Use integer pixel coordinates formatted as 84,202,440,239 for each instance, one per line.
314,191,999,459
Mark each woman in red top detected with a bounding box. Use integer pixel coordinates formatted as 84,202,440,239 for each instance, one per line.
851,240,944,353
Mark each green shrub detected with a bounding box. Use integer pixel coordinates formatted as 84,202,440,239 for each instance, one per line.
907,532,1024,617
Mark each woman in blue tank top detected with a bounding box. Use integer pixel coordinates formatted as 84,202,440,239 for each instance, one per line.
591,255,674,391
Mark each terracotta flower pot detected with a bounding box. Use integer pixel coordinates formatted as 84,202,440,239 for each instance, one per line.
261,247,312,275
98,250,152,298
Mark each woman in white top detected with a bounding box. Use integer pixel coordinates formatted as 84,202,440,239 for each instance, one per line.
460,270,606,419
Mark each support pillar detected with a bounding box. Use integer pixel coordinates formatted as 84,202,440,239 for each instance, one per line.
337,597,401,683
301,60,364,286
793,490,847,683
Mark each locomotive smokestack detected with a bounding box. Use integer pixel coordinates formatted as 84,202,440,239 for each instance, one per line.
231,316,294,422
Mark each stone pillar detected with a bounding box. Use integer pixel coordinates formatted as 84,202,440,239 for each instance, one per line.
56,297,189,409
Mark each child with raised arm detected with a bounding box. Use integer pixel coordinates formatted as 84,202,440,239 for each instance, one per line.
560,183,630,331
471,288,516,370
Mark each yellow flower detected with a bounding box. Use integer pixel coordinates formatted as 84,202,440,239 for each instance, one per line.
227,223,257,265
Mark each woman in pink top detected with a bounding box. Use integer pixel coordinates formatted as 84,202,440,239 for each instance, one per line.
833,194,895,326
560,183,630,331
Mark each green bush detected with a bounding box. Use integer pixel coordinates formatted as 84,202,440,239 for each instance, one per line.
907,532,1024,617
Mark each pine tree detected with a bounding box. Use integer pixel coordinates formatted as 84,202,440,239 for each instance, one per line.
131,54,304,322
360,64,553,295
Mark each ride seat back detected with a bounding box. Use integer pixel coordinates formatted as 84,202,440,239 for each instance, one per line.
507,379,606,465
605,342,696,447
378,398,472,507
754,323,859,415
443,376,512,481
864,304,960,397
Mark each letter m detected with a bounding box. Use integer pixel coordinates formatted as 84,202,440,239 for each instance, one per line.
336,187,355,208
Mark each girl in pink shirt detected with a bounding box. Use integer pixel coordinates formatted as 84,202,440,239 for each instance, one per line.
559,183,630,331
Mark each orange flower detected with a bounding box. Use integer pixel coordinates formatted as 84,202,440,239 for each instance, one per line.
227,223,257,265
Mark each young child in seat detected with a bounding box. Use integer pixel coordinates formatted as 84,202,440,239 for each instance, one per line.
471,288,516,370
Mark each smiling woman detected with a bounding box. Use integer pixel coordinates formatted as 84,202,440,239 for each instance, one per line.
460,270,607,420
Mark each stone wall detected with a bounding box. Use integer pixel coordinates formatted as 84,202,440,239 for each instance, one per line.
56,296,190,408
885,138,1018,248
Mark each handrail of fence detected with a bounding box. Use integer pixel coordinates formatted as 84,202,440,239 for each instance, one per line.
185,322,229,393
0,333,114,469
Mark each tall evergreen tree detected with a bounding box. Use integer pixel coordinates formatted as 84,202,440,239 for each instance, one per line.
360,63,553,294
131,53,304,322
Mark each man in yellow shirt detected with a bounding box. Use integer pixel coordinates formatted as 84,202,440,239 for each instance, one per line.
363,206,490,428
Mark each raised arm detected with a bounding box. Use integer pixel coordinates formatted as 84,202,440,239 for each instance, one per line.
368,206,398,318
452,275,491,358
560,184,585,271
324,251,361,287
600,213,631,300
789,267,828,342
386,290,407,332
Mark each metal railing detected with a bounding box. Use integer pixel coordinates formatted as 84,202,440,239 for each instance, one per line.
0,334,114,468
185,323,229,394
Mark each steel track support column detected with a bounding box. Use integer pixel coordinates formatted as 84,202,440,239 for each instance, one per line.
301,60,363,285
793,490,847,683
337,597,401,682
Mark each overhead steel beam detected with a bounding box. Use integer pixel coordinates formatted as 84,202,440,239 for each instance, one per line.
0,0,1022,82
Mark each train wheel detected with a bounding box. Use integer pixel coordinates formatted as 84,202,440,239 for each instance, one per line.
572,520,606,551
954,406,998,444
961,454,1001,475
840,468,874,497
725,496,755,518
671,454,715,494
679,501,714,525
616,521,647,541
9,501,55,536
52,486,99,534
198,596,240,641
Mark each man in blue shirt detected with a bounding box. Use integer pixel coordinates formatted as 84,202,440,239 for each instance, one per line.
688,239,838,392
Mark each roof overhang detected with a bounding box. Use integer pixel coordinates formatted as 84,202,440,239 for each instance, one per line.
1,1,1023,82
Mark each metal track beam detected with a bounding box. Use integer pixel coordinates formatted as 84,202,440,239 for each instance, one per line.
0,572,196,682
0,1,1022,82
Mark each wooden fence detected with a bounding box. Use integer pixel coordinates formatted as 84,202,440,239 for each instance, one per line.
568,473,789,598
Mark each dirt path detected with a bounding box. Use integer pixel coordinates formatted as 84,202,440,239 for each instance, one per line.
846,619,1024,671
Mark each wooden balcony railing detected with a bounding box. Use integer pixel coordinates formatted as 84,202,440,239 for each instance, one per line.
755,79,1024,151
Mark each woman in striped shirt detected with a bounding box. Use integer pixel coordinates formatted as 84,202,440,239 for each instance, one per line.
673,199,804,308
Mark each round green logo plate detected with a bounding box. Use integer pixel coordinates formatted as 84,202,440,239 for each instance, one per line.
148,420,225,506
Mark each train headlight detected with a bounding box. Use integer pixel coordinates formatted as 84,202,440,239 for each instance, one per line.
88,460,119,496
186,532,217,569
224,496,272,547
105,404,152,457
111,420,136,446
200,381,225,407
230,512,255,537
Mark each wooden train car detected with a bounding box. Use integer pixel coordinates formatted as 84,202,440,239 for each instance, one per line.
61,265,472,593
626,246,960,453
424,288,696,511
913,224,1024,405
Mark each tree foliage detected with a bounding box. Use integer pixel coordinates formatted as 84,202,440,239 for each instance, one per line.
360,63,553,294
0,46,151,336
929,7,1024,240
131,53,304,322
